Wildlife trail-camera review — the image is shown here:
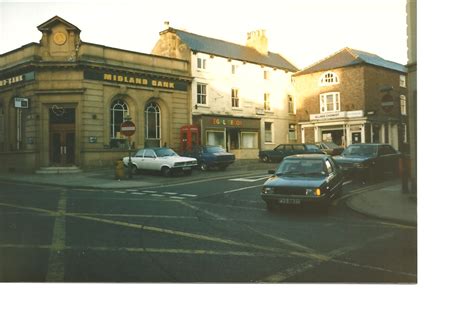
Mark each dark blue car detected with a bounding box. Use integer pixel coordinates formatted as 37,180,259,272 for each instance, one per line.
184,145,235,171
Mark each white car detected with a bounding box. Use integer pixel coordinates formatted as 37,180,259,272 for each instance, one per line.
123,147,197,176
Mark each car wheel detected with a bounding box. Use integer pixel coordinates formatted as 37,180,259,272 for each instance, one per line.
161,166,172,177
200,163,208,171
131,164,138,175
262,155,270,163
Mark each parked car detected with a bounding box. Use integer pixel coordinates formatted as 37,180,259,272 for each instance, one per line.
332,143,400,181
123,147,197,176
315,141,344,156
259,144,324,163
183,145,235,171
261,154,344,211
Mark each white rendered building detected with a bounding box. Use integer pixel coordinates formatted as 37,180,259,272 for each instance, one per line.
152,24,299,159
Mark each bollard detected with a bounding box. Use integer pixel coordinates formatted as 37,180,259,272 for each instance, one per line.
115,160,125,180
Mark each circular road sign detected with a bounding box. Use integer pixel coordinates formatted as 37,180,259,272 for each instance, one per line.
120,120,136,137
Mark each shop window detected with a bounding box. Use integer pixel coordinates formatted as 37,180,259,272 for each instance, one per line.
288,95,295,114
264,93,271,111
110,99,129,148
145,102,161,147
264,122,273,143
197,83,207,105
288,124,297,141
320,72,339,86
320,92,340,113
206,130,225,148
241,132,257,149
400,95,407,115
231,89,239,108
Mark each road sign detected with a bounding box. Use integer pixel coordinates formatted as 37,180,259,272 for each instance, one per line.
120,120,136,136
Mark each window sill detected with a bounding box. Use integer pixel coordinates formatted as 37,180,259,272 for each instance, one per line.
232,107,243,111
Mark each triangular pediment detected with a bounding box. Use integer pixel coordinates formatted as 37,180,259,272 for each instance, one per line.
37,16,81,33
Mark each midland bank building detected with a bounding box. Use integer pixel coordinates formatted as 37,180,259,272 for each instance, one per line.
0,16,192,172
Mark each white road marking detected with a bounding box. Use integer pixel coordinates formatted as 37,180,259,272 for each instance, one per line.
113,191,127,194
131,192,146,195
142,190,157,193
163,192,177,195
228,175,269,182
180,194,197,197
343,180,353,186
170,196,185,200
151,194,164,197
224,184,263,194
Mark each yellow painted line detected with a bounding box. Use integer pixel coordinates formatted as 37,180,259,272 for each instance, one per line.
70,212,197,220
0,243,293,258
258,232,395,282
45,190,67,282
0,202,57,215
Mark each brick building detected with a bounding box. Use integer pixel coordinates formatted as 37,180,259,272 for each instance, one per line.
293,47,408,150
0,16,192,172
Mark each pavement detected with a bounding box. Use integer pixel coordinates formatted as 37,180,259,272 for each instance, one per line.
0,160,416,226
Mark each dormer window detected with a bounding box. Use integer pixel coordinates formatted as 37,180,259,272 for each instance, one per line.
320,72,339,86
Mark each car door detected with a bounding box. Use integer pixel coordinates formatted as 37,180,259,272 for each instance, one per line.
273,145,286,161
381,145,400,173
131,149,145,168
142,149,158,170
292,144,305,155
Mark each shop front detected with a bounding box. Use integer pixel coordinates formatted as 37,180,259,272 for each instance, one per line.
193,115,261,159
299,110,401,149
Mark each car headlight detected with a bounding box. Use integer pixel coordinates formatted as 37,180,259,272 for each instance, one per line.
261,187,274,194
306,188,321,196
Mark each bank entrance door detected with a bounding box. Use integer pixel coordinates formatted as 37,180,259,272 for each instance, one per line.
49,107,76,166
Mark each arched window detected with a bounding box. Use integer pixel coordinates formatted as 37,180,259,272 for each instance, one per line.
110,99,129,140
145,102,161,147
320,72,339,86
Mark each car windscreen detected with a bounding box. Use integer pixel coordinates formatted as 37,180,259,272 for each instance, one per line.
204,146,225,153
153,148,178,157
342,145,377,157
276,159,325,176
324,142,340,149
304,144,319,151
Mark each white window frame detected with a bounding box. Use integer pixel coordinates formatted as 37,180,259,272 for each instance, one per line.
288,124,297,141
288,95,295,114
264,121,274,144
231,88,240,108
264,93,271,111
400,95,407,115
320,92,340,113
197,57,207,70
145,102,161,142
197,83,207,105
110,99,129,139
320,71,339,86
400,75,406,88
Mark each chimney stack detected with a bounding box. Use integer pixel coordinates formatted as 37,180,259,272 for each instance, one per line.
246,29,268,55
164,21,170,30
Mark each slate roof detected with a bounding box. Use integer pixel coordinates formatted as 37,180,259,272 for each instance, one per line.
294,47,406,76
169,28,298,72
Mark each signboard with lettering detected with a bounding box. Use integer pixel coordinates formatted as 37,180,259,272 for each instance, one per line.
0,72,35,89
83,69,188,91
309,110,364,121
201,115,260,129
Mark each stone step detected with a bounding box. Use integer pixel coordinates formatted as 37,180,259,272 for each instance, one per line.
35,166,82,174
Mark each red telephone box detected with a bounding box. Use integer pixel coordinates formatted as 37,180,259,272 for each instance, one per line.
180,125,200,153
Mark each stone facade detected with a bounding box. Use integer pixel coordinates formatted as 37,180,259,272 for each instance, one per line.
0,16,191,172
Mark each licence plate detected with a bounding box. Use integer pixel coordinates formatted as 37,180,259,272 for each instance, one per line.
278,198,301,205
182,167,191,170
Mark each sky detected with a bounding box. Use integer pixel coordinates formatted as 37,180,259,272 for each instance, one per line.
0,0,408,69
